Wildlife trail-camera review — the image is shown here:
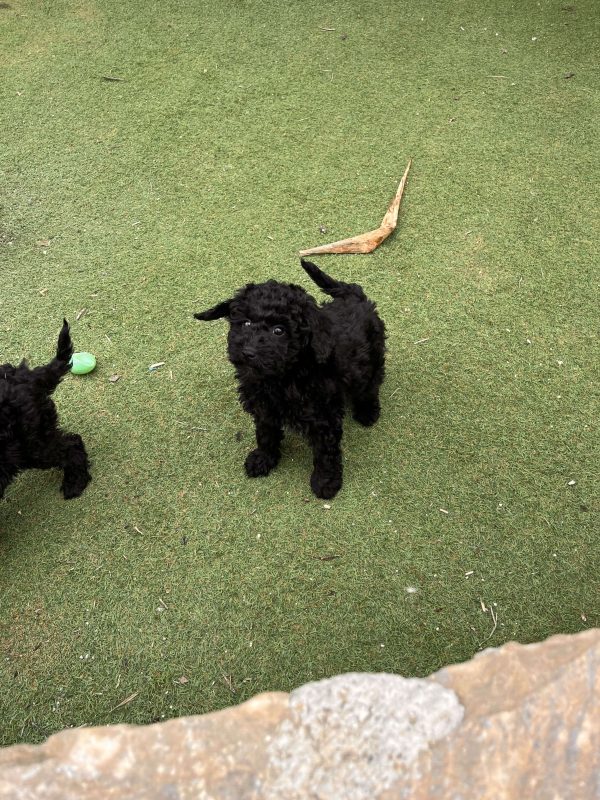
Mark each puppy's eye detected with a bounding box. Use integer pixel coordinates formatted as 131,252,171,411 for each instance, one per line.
243,320,252,327
272,326,285,336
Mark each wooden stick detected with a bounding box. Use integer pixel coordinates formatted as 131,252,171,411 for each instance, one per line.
299,159,412,256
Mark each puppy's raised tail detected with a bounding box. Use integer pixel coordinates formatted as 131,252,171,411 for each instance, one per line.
30,319,74,395
300,258,366,300
56,319,74,366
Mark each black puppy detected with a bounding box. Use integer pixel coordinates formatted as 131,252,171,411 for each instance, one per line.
194,259,385,499
0,320,91,500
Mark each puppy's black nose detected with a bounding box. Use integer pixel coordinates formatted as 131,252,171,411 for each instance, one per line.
242,347,257,360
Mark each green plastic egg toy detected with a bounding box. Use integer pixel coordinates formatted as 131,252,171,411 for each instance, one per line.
70,352,97,375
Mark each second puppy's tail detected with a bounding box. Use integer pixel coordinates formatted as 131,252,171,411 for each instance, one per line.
300,258,366,300
30,319,74,395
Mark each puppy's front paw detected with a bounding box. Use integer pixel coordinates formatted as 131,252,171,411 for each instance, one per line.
310,469,342,499
245,449,279,478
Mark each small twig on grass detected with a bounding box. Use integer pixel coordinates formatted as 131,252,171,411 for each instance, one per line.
109,691,139,713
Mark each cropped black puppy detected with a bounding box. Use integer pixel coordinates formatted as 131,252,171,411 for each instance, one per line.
194,259,385,499
0,320,91,500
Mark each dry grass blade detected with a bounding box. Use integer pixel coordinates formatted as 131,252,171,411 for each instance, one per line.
478,604,498,648
299,159,411,256
109,691,139,712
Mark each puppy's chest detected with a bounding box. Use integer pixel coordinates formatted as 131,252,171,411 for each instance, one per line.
247,380,319,427
281,383,310,425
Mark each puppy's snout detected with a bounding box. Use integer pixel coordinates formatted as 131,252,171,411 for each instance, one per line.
242,346,257,360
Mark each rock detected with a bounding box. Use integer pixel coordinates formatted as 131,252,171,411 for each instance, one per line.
264,674,464,799
0,692,289,799
0,629,598,799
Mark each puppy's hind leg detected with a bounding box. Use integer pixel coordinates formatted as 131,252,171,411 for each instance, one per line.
30,431,91,498
350,343,385,427
308,420,343,499
245,415,283,478
351,388,381,427
60,432,91,499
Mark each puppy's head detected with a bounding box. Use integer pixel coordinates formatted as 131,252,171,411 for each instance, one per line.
195,280,332,377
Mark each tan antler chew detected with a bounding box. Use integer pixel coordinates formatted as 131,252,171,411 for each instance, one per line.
299,158,412,256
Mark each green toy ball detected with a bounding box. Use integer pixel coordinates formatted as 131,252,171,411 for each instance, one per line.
70,352,97,375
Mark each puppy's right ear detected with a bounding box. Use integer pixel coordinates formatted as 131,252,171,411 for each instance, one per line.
194,300,232,321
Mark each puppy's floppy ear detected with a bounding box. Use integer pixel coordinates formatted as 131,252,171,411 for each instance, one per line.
194,300,232,321
305,303,333,364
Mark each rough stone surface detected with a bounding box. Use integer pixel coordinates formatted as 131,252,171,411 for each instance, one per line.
1,629,598,799
265,673,464,799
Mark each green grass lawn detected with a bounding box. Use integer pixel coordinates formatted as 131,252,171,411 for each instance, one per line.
1,0,598,745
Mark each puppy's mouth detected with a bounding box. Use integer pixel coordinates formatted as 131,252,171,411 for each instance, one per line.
233,355,282,376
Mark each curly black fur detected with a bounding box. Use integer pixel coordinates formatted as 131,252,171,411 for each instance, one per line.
194,259,385,499
0,320,91,500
